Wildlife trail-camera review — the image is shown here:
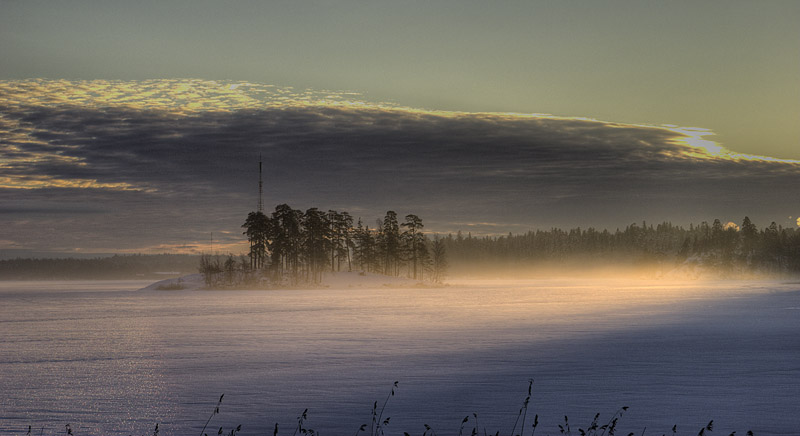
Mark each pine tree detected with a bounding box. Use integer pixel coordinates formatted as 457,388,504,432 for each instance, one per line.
242,211,270,270
354,219,377,273
402,214,426,280
740,216,758,263
303,208,331,283
339,212,355,272
431,235,448,283
271,204,303,283
379,211,401,276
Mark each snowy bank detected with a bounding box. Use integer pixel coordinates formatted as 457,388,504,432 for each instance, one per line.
138,273,205,291
140,271,439,291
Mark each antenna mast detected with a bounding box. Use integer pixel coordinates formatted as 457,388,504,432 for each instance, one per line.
257,154,264,213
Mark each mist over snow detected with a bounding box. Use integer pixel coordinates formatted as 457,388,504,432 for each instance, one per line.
2,279,799,435
2,79,799,255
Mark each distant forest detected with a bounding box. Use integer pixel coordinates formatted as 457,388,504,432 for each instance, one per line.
206,206,800,287
441,217,800,277
0,254,200,280
3,216,799,281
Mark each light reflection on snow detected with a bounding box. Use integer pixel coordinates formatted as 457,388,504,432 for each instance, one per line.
0,279,798,436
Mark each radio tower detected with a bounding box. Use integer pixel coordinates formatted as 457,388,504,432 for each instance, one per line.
257,154,264,213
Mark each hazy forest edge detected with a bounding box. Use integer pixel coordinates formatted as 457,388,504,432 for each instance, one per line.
3,208,799,283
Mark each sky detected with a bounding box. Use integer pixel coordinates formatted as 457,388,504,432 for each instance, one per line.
1,1,799,256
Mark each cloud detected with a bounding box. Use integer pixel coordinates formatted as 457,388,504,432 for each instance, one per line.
2,79,799,253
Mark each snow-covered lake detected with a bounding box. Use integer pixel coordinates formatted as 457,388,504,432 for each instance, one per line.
1,279,798,436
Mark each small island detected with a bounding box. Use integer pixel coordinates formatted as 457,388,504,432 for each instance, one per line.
192,204,448,290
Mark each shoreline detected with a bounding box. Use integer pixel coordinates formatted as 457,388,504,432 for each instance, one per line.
140,271,444,292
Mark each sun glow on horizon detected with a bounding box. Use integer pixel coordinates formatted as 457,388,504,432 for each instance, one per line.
666,126,724,157
663,125,800,164
724,221,740,231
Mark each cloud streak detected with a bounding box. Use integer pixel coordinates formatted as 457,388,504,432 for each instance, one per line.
1,79,799,254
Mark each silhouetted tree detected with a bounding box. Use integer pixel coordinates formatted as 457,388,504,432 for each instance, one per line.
271,204,303,283
402,214,426,280
242,211,270,270
430,235,448,283
353,219,378,273
303,208,331,283
327,210,354,272
339,211,355,271
378,211,401,276
740,216,758,262
223,254,237,285
198,254,222,286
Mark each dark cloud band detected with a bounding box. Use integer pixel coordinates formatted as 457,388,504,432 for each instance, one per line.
1,80,799,253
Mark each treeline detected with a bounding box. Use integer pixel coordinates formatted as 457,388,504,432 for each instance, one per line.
8,217,797,282
0,254,200,280
441,217,800,276
200,204,448,287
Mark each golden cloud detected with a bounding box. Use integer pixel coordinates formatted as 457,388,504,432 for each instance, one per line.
2,78,799,195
